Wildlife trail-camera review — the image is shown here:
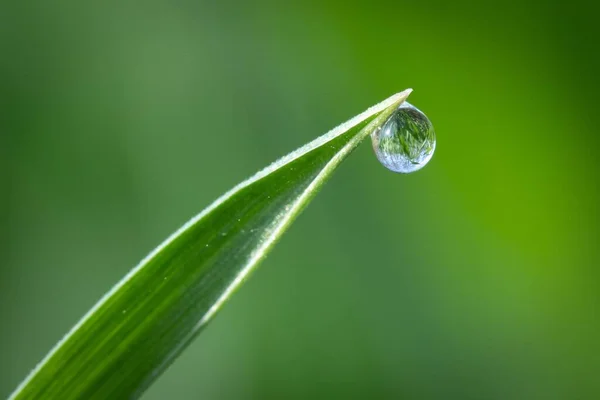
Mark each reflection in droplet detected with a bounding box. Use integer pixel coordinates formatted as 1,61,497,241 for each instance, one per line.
371,102,436,173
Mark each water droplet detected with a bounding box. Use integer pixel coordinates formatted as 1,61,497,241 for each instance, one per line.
371,102,436,173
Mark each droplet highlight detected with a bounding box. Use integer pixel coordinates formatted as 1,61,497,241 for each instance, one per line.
371,102,436,173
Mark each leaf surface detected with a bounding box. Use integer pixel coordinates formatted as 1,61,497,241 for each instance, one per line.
10,89,412,400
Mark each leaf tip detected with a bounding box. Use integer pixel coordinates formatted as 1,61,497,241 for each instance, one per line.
399,88,413,99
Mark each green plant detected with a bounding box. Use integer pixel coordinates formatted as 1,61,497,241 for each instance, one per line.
9,89,412,400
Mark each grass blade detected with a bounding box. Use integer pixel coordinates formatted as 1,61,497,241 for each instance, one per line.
10,89,412,400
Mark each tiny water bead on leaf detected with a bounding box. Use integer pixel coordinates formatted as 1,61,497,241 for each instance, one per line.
370,102,436,173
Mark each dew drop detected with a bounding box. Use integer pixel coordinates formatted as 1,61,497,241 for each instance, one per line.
371,102,436,173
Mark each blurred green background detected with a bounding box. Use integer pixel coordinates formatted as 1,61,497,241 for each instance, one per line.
2,0,599,399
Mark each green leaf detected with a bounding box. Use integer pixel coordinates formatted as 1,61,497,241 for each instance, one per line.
10,89,412,400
